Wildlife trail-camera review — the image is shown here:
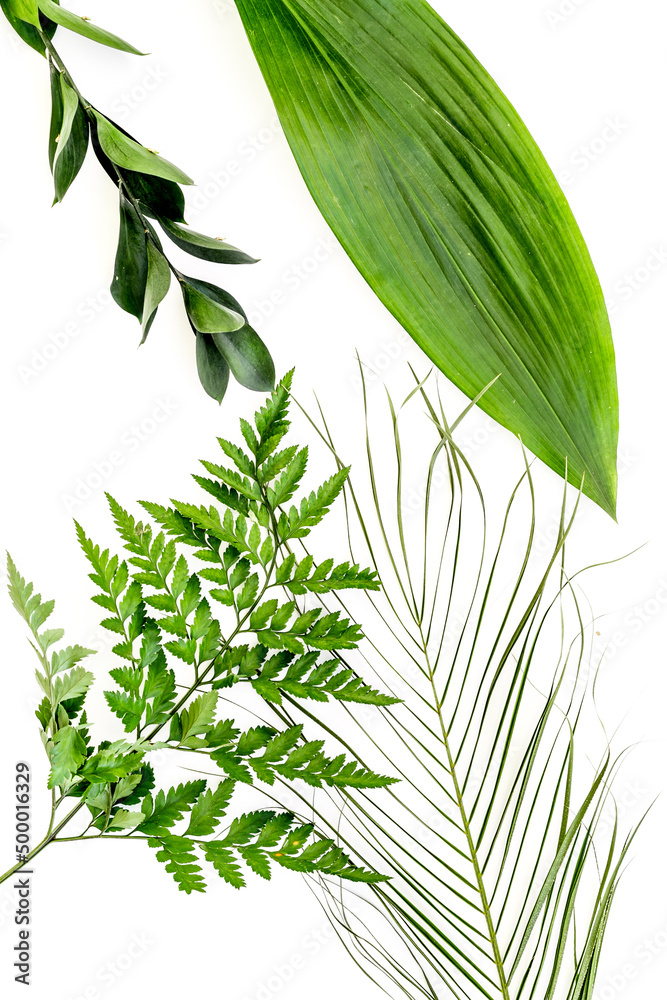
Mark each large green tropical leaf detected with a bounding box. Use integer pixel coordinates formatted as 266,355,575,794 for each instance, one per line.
232,0,618,516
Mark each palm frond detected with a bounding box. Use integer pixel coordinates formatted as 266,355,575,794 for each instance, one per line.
261,368,636,1000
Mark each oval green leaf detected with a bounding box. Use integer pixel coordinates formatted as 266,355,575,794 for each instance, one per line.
36,0,144,54
196,333,230,404
181,276,246,334
123,170,187,223
158,218,258,265
52,74,89,203
92,110,193,186
212,327,275,393
233,0,619,516
111,191,149,321
89,114,186,222
141,240,171,344
48,58,64,170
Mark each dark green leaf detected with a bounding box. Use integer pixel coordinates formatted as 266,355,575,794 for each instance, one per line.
122,168,186,223
181,276,246,334
48,57,64,170
196,333,230,404
158,217,258,265
93,117,186,221
92,110,192,184
111,191,148,321
140,240,171,343
120,763,155,806
52,74,89,203
212,327,275,393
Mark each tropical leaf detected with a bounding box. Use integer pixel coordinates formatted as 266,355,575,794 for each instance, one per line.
233,0,618,516
271,372,634,1000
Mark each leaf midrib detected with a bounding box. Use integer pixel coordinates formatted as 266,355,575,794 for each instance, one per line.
424,637,510,1000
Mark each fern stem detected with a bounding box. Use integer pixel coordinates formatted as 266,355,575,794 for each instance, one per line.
0,799,86,886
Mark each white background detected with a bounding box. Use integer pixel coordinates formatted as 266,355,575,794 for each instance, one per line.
0,1,665,998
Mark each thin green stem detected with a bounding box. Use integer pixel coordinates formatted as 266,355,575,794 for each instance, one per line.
0,798,86,886
423,637,510,1000
38,27,183,282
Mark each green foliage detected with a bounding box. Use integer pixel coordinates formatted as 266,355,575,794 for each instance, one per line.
210,721,395,789
92,111,193,184
234,0,619,515
6,553,95,788
36,0,143,53
147,806,387,894
50,68,88,202
181,276,245,333
111,191,149,320
202,810,387,888
0,0,56,53
49,726,87,788
148,836,207,894
5,377,393,896
149,803,386,895
216,645,398,707
185,781,235,837
141,240,171,343
285,372,637,1000
12,0,39,25
0,2,273,402
159,218,257,265
138,781,206,836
